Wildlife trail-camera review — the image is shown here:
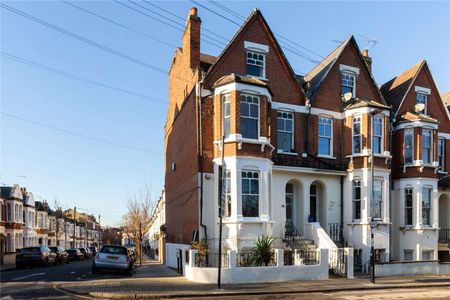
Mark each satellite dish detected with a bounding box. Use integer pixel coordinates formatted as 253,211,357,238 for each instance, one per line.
414,103,425,113
343,92,353,102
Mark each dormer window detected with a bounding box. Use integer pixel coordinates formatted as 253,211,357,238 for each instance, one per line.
340,64,359,97
342,73,355,96
416,93,427,114
247,51,265,78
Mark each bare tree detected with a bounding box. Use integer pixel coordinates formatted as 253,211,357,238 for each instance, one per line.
122,182,153,256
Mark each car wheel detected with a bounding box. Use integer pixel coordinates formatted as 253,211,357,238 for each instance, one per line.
44,258,49,267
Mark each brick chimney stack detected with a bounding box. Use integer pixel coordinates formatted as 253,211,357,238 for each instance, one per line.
182,7,201,70
362,48,372,73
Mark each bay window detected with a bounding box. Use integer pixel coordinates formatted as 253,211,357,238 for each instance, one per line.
241,171,259,217
352,116,362,154
373,115,383,154
405,187,413,226
404,128,414,164
318,116,332,156
277,111,294,152
422,129,432,164
352,180,361,220
240,94,259,139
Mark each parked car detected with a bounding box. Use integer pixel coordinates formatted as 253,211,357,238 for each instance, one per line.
92,245,133,275
78,247,91,259
49,246,69,264
88,246,98,256
67,248,84,261
16,246,57,268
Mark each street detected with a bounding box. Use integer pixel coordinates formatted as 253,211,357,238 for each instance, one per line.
0,258,133,299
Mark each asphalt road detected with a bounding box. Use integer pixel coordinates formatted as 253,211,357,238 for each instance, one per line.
0,258,133,299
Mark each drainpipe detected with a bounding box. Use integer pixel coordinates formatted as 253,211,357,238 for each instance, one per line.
340,175,344,245
197,75,207,241
303,100,312,156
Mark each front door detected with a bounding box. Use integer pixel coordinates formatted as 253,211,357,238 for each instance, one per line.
310,184,318,222
285,183,294,224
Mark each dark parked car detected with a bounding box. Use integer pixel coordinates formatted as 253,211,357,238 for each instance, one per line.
67,248,84,261
49,246,69,264
92,245,133,275
16,246,57,268
89,246,98,256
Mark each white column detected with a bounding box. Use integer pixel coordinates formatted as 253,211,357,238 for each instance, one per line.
276,249,284,267
345,247,354,278
260,171,270,221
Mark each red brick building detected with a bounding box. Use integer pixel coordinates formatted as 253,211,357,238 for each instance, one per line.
164,7,449,268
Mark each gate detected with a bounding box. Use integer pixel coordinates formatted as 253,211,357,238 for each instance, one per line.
329,248,347,276
176,249,183,274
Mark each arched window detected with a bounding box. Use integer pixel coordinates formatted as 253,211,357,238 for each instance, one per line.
352,116,362,154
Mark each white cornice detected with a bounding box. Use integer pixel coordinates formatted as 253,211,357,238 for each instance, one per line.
438,132,450,139
393,121,439,131
214,82,272,102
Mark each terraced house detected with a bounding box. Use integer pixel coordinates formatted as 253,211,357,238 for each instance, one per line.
164,7,450,275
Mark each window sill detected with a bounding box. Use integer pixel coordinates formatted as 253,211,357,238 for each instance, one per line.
277,150,298,156
246,75,268,81
318,154,336,160
219,218,275,224
214,135,275,153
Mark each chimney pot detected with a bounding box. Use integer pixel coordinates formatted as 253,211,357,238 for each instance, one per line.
362,49,369,58
190,7,198,16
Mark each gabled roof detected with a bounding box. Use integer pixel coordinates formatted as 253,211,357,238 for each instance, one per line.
302,36,386,106
380,60,424,115
35,201,48,212
203,9,306,100
303,36,351,99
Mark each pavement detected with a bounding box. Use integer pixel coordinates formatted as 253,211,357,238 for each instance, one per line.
56,255,450,299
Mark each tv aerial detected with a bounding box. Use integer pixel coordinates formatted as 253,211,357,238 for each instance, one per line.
359,34,379,50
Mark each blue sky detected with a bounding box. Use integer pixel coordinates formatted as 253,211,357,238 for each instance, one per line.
1,1,449,226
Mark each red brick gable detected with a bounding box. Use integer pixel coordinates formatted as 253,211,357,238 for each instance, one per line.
311,37,385,111
396,62,450,133
203,9,306,105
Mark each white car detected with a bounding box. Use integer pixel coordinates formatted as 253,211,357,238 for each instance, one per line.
92,245,133,275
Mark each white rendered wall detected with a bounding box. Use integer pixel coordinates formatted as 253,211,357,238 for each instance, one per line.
392,178,439,261
165,243,190,268
343,168,390,264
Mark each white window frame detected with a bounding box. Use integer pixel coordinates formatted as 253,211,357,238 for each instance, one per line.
277,110,294,153
318,115,333,157
422,128,433,164
241,170,260,218
421,186,432,226
373,115,384,155
352,179,362,221
404,187,414,226
352,115,362,154
223,169,232,218
7,202,11,222
240,94,260,140
341,72,356,97
371,178,383,219
404,127,414,164
438,138,445,170
422,250,433,261
246,50,266,79
222,94,231,139
416,92,428,114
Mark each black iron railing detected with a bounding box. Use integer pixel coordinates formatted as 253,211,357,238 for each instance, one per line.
194,253,229,268
284,221,309,252
236,252,276,267
272,153,346,171
284,250,294,266
439,229,450,243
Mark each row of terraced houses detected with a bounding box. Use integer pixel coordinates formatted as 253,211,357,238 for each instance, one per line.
162,7,450,280
0,184,102,265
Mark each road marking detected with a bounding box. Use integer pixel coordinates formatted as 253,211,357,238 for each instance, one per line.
12,272,45,281
53,284,94,300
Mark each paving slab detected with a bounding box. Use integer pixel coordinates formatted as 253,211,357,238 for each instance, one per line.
59,258,450,299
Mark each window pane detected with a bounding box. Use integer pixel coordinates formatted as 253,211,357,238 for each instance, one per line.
241,118,258,139
242,195,258,217
318,137,330,155
242,179,249,194
353,136,361,153
240,102,249,117
285,119,292,132
250,103,258,118
277,118,284,131
247,64,262,77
